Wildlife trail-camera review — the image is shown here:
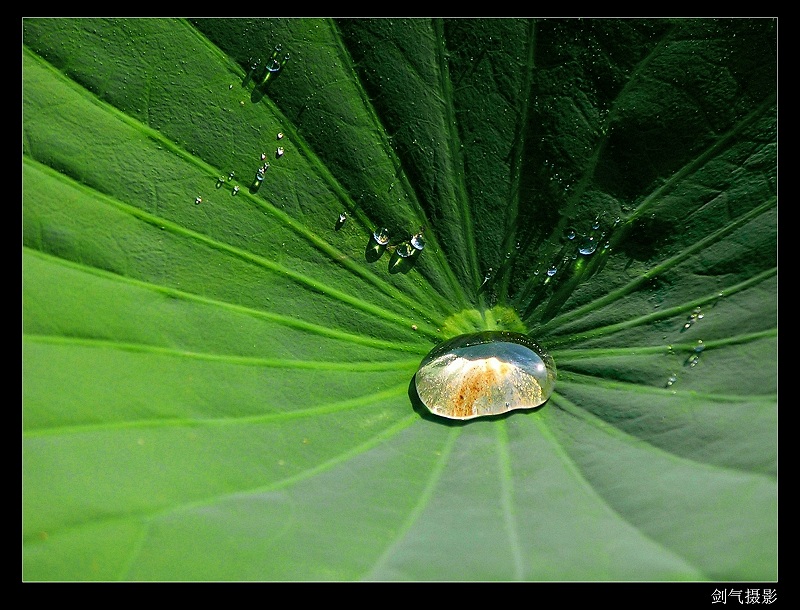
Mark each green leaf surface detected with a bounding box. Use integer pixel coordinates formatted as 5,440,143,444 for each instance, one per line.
22,17,777,581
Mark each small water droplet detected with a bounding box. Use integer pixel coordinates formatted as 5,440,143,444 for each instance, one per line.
277,132,284,140
232,186,240,195
546,266,557,277
665,373,677,387
335,212,347,230
592,217,601,230
276,146,284,158
228,171,235,181
261,152,267,161
566,229,576,240
216,176,225,188
195,196,202,205
481,267,494,287
414,331,557,420
410,232,425,251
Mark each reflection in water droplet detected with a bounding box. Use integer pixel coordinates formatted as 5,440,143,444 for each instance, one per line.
414,331,556,420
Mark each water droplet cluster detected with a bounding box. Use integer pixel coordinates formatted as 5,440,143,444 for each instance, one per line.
531,213,618,285
682,306,704,331
365,225,426,272
195,131,288,206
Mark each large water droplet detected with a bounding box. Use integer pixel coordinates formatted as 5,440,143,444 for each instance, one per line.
373,228,390,245
578,235,597,255
414,331,557,420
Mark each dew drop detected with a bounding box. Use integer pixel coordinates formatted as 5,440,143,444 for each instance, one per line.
396,242,414,258
665,373,677,388
266,57,282,73
410,232,425,251
232,185,240,195
276,146,285,158
578,235,597,255
414,331,556,420
566,228,576,240
373,227,390,245
546,266,557,277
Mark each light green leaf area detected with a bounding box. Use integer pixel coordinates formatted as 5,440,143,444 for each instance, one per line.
22,18,777,581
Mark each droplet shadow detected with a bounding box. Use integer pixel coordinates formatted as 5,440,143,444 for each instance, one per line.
365,236,387,263
387,249,419,274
